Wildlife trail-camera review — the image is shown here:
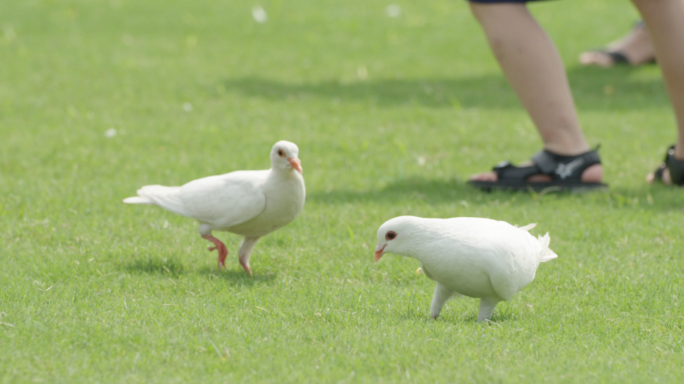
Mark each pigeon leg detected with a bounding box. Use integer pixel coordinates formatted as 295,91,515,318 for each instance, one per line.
201,234,228,268
238,237,261,276
430,283,455,319
477,297,500,323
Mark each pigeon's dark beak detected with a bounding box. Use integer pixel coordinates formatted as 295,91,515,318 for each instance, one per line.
374,244,386,262
288,158,302,174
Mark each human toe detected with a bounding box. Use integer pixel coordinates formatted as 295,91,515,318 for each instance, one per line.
469,171,498,182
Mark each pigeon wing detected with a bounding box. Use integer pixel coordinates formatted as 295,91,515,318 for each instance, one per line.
179,170,267,228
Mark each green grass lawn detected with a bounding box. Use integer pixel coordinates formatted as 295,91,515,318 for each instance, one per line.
2,0,683,382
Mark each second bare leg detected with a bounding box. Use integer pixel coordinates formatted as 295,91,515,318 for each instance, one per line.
634,0,684,184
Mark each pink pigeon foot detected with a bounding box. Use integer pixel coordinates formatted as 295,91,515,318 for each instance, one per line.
239,259,252,276
202,235,228,268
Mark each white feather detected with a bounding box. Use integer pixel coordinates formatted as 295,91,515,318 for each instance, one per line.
518,223,537,231
538,232,558,262
126,185,187,216
122,196,152,204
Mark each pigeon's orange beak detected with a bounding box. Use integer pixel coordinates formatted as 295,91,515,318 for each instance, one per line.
374,244,386,262
288,158,302,174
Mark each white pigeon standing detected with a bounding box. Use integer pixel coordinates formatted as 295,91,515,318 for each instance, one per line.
123,140,306,275
374,216,558,322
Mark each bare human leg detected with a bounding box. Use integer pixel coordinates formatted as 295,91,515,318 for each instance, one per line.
633,0,684,185
467,2,602,184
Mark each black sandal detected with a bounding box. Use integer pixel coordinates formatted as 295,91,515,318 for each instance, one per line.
652,145,684,186
591,50,656,66
468,147,608,192
596,50,632,65
587,22,656,67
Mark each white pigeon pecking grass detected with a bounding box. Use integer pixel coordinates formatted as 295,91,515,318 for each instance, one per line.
374,216,557,322
123,140,305,275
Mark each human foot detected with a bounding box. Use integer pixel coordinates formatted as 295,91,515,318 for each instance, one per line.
579,22,656,67
647,145,684,186
470,162,603,183
468,148,605,191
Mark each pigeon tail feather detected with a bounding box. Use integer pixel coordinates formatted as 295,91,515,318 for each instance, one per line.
537,232,558,262
123,196,153,204
518,223,537,232
124,185,188,216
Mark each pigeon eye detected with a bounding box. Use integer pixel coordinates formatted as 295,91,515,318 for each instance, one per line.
277,149,285,157
386,231,397,241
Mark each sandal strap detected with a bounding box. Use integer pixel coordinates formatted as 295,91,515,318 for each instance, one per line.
605,51,630,65
654,163,667,181
493,161,541,181
664,145,684,186
533,148,602,182
494,147,602,183
595,50,630,65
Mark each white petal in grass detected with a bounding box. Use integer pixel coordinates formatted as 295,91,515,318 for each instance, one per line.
385,4,401,18
121,34,134,45
357,66,368,80
252,6,267,23
417,156,426,166
4,25,17,42
104,128,117,138
182,102,193,112
185,34,197,48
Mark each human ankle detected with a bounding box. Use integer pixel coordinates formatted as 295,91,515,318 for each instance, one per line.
542,144,590,156
674,144,684,160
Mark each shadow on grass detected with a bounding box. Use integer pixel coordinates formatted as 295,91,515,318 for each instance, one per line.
220,66,667,110
488,304,518,324
123,256,278,285
398,306,517,324
196,266,278,285
308,177,467,204
604,185,684,212
307,177,554,205
308,176,684,212
124,256,187,276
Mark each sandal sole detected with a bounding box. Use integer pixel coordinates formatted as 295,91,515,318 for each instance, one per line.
468,180,608,193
